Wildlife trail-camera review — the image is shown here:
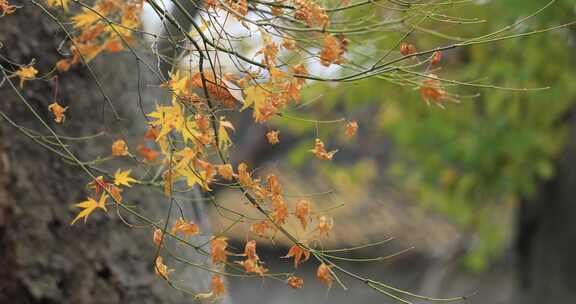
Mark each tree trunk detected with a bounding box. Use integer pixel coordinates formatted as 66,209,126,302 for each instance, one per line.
0,2,215,303
515,110,576,303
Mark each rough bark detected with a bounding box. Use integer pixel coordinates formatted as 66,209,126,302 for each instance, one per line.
0,2,214,303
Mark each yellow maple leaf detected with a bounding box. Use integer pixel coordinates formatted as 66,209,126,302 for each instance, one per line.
46,0,69,11
75,43,106,63
146,102,184,140
217,117,235,151
106,23,134,41
187,19,208,39
241,85,268,121
71,8,100,29
71,194,108,225
114,169,138,187
164,70,189,102
174,147,197,169
15,66,38,88
178,167,211,191
180,168,202,187
180,118,200,145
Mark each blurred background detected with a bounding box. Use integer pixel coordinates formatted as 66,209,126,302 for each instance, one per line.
2,0,576,303
222,0,576,303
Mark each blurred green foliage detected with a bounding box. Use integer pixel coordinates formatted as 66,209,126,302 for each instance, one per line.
281,0,576,270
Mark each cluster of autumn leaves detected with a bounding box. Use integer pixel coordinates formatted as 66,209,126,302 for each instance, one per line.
398,42,454,107
200,0,347,123
1,0,454,300
144,159,338,297
70,166,136,224
19,0,352,297
49,0,143,71
152,216,333,297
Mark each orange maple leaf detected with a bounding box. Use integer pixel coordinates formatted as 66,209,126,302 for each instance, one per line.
345,121,358,138
211,237,228,264
0,0,17,15
171,217,200,236
284,244,310,268
153,228,163,246
212,275,226,296
217,164,234,180
108,185,123,203
236,258,268,275
315,215,334,237
136,144,160,162
400,42,416,56
87,176,108,195
271,196,289,225
154,256,171,279
236,163,255,187
242,240,260,261
282,38,296,50
55,59,71,72
266,130,280,145
419,74,459,108
48,102,68,123
316,263,334,287
143,126,159,141
293,0,329,27
319,35,345,66
111,139,129,156
295,199,311,230
310,138,338,161
287,276,304,289
267,174,282,196
430,51,442,65
250,220,271,238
